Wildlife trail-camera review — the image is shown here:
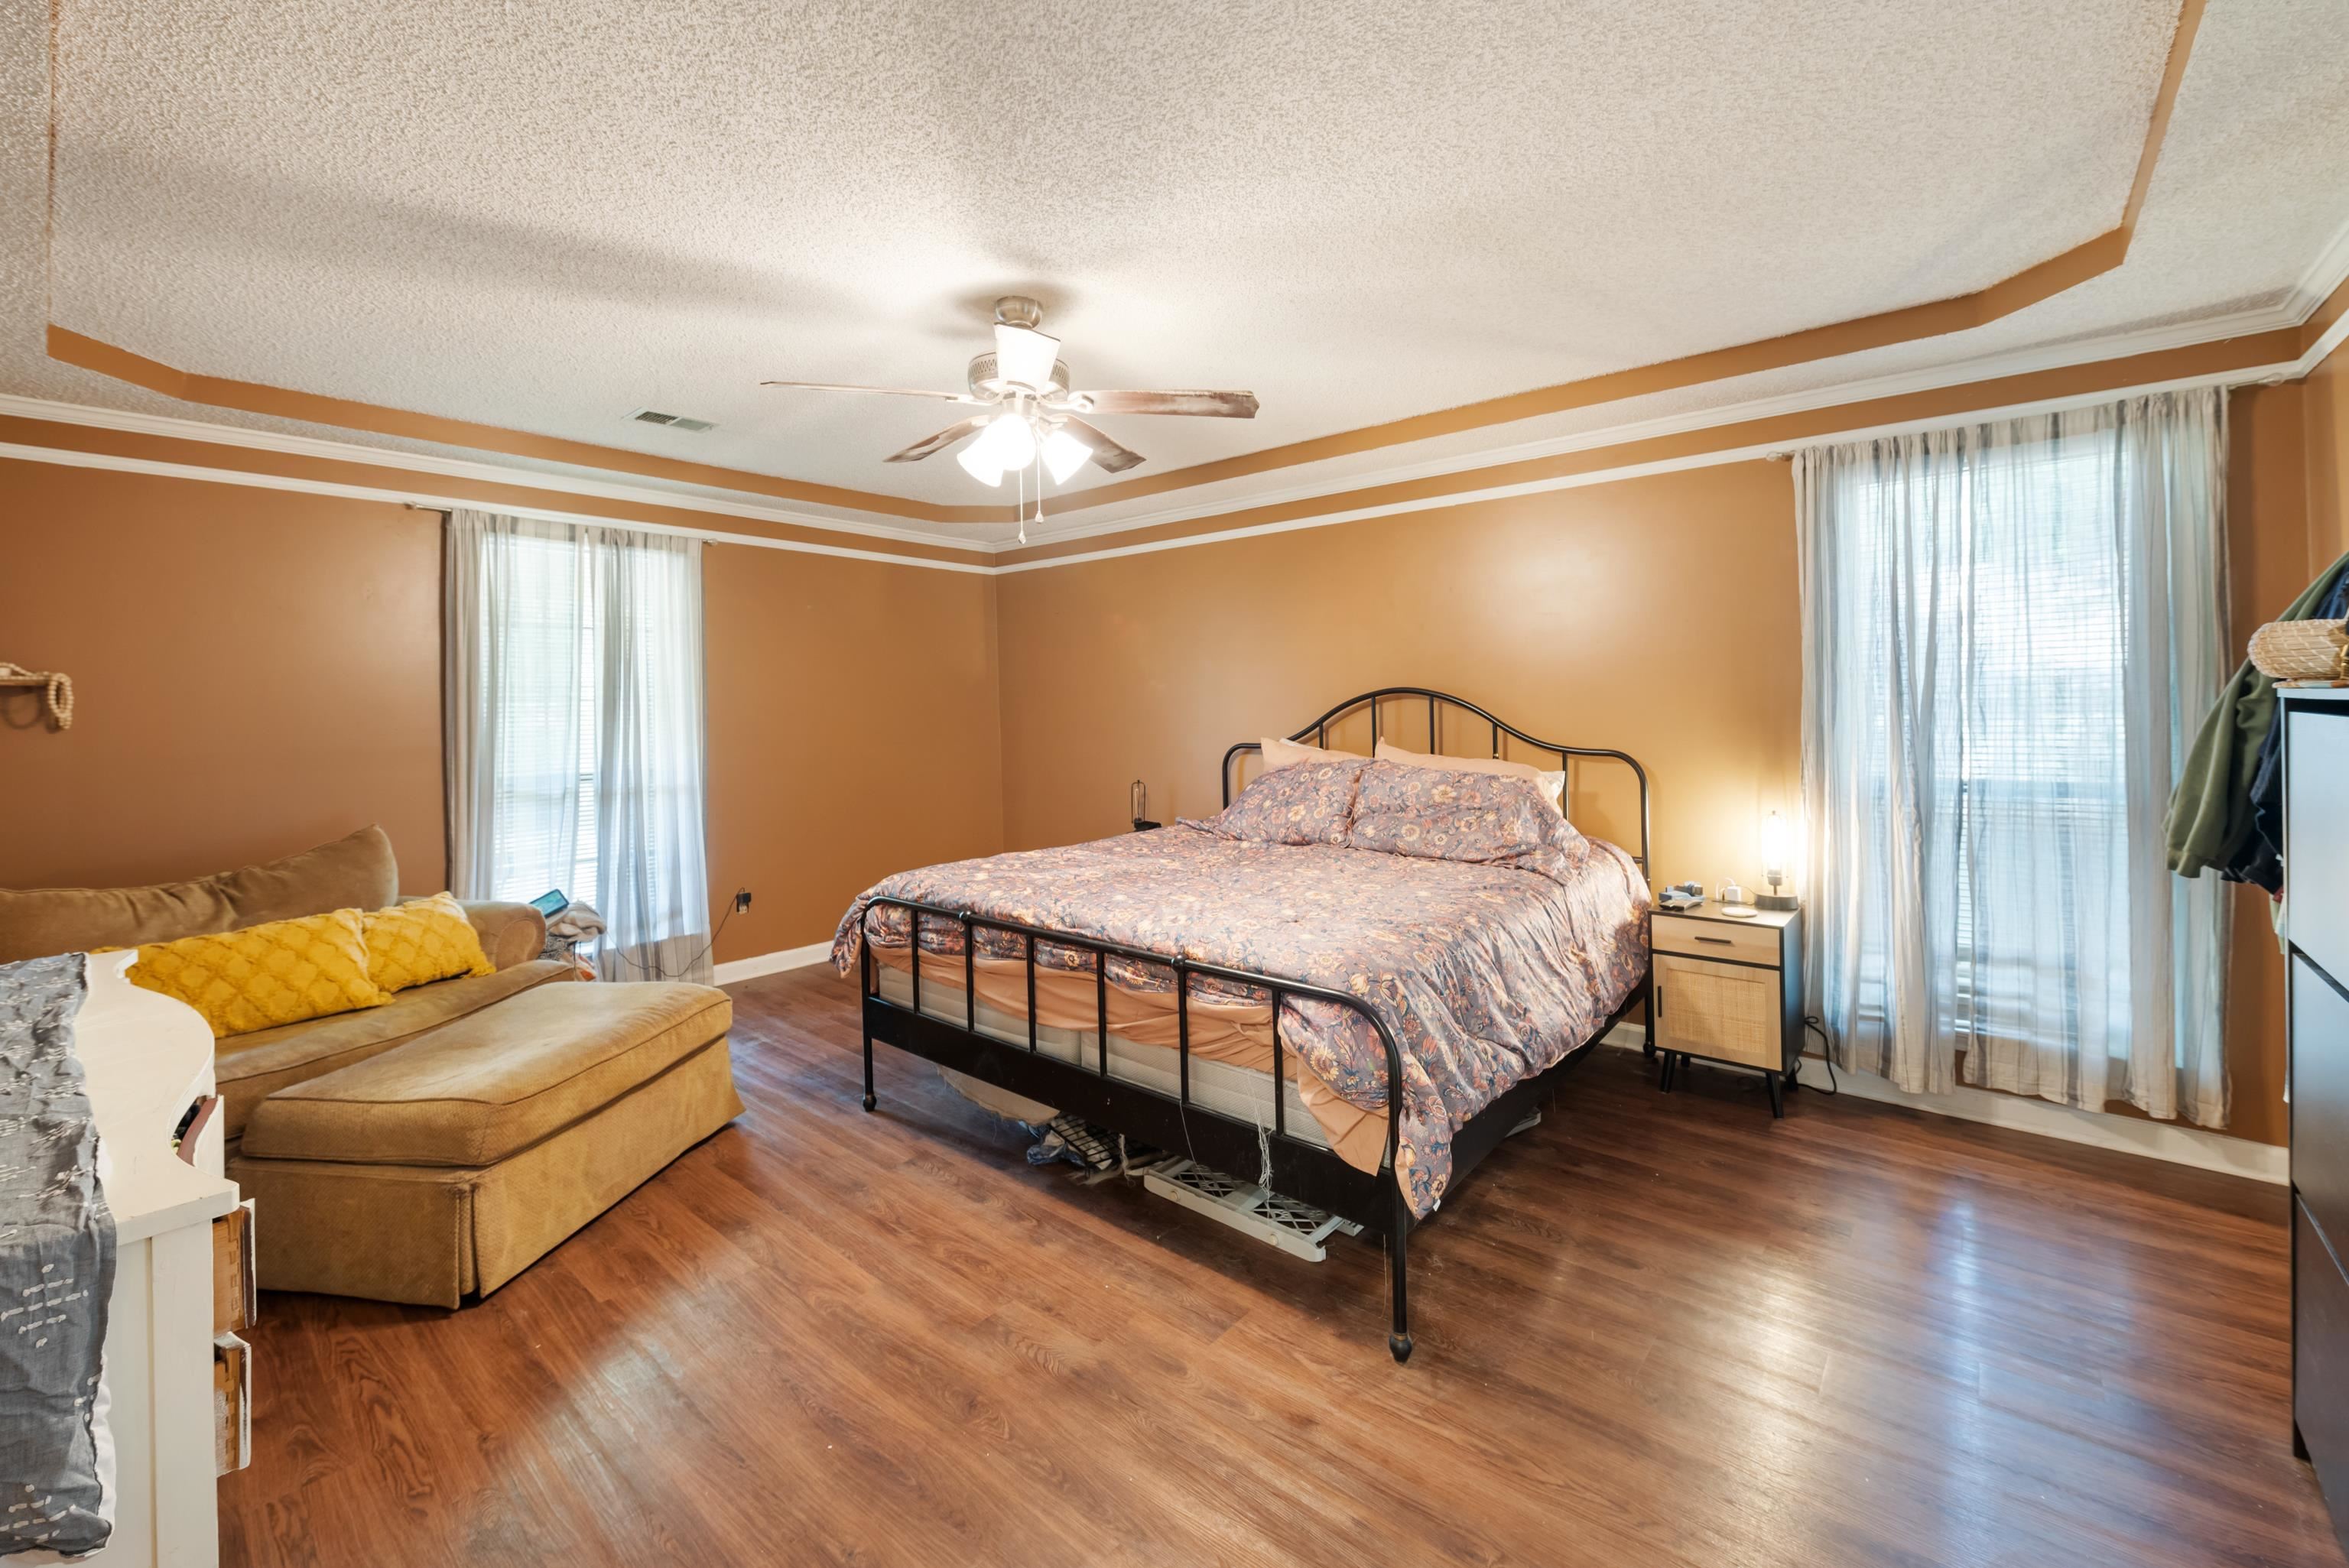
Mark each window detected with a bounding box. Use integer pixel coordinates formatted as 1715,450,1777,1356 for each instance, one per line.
447,511,713,983
1797,391,2228,1125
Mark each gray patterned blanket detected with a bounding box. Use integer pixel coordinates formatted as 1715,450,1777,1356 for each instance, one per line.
0,954,114,1559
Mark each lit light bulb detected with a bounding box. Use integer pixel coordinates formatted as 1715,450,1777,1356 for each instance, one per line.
973,412,1036,469
957,440,1006,486
1762,810,1786,882
1041,427,1090,485
957,413,1042,486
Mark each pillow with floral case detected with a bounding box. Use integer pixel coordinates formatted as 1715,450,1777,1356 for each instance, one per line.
1344,758,1585,874
1189,758,1368,846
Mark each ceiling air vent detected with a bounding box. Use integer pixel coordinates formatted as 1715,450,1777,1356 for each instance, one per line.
626,407,718,433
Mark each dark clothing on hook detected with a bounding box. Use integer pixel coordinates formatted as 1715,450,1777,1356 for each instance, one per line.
2166,550,2349,889
2234,569,2349,891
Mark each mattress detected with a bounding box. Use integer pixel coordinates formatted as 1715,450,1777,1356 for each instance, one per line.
838,803,1651,1217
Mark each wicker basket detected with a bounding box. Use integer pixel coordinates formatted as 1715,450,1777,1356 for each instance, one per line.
2250,618,2349,681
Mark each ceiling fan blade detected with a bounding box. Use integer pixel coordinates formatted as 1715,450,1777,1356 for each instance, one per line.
884,417,992,463
1058,416,1147,473
1062,389,1259,418
761,380,979,403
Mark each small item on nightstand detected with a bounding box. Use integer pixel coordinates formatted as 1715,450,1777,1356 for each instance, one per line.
1757,809,1801,911
1656,881,1704,911
1715,880,1759,918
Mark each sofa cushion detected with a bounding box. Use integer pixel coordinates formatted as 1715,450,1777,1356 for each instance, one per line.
216,959,573,1143
365,894,495,992
456,901,549,972
219,826,399,929
130,907,393,1038
239,981,732,1168
0,825,399,963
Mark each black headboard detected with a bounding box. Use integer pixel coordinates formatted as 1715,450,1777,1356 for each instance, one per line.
1220,687,1650,871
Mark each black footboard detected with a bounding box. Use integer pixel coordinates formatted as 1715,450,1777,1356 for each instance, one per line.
855,895,1640,1362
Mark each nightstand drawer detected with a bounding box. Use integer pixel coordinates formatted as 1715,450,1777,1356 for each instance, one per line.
1652,915,1781,966
1653,953,1780,1069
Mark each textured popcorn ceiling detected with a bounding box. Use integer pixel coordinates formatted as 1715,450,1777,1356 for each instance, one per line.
1,0,2345,532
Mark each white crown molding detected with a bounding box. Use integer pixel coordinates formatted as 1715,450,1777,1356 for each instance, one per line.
996,355,2302,575
0,439,995,573
2305,288,2349,375
712,940,835,985
8,260,2344,577
0,391,995,553
4,344,2314,581
2288,211,2349,323
1019,299,2310,550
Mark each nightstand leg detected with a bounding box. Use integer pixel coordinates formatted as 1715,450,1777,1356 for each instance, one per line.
862,1031,877,1112
1766,1071,1785,1118
1658,1053,1674,1092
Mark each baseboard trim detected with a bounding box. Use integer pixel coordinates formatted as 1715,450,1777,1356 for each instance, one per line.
713,941,834,985
1597,1024,2287,1185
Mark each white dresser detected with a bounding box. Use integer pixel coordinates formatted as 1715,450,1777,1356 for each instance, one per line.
64,953,245,1568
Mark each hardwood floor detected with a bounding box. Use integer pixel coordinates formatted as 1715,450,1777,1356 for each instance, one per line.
220,965,2344,1568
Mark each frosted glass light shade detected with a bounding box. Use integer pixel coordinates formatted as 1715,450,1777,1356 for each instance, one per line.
1761,810,1787,880
956,438,1006,485
971,412,1036,469
957,414,1041,485
1041,427,1090,484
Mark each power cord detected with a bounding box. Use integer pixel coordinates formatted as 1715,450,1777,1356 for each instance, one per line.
1802,1014,1840,1096
608,886,751,982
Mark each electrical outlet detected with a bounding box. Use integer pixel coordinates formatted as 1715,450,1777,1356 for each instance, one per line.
732,889,753,913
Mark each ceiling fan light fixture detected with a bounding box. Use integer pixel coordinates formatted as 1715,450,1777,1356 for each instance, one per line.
956,443,1006,486
972,411,1038,469
1041,427,1090,485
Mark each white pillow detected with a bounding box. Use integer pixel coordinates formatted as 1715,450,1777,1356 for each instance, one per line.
1373,739,1568,816
1259,735,1365,774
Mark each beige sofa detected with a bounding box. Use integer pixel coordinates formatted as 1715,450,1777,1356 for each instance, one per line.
0,826,743,1307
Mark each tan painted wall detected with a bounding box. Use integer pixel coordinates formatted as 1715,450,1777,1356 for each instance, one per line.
2308,339,2349,569
2224,383,2310,1145
0,459,1005,965
701,541,1003,962
997,388,2315,1145
998,461,1799,896
0,459,450,889
0,349,2334,1141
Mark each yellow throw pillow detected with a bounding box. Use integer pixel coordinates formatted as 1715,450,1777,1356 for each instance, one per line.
128,908,392,1038
363,893,496,993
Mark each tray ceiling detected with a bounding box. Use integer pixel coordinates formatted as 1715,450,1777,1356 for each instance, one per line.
2,0,2347,534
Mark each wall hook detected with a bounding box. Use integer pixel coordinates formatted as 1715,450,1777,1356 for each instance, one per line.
0,662,74,729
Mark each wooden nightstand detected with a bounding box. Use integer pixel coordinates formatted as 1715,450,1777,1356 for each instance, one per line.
1650,904,1805,1116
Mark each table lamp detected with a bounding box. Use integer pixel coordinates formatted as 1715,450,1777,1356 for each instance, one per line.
1757,809,1799,911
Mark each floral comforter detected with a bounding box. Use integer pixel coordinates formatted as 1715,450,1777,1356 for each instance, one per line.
832,762,1650,1217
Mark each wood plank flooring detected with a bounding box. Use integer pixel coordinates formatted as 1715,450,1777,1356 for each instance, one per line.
219,966,2345,1567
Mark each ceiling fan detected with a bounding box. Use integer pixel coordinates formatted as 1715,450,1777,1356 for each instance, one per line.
760,296,1258,498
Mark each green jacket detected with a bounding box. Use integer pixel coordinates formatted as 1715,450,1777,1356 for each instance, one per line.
2166,550,2349,878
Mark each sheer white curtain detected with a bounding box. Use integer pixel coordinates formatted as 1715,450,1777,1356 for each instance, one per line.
1795,388,2229,1125
446,509,713,984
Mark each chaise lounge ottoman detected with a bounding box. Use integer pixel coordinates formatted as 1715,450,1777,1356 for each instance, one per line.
228,979,742,1307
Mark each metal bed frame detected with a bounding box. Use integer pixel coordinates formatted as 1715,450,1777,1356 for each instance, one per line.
856,688,1651,1362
